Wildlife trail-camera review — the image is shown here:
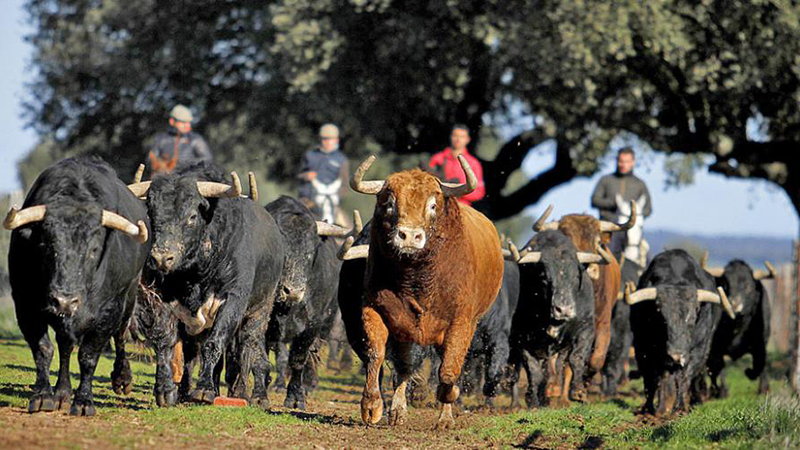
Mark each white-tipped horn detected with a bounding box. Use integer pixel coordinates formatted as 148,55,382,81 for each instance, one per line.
197,172,242,198
353,210,363,234
697,288,735,319
133,164,145,183
101,210,148,244
438,155,477,198
518,251,542,264
337,236,369,260
576,252,604,264
599,200,637,232
753,261,777,280
248,172,259,202
316,221,351,237
350,155,385,195
532,204,559,232
3,205,47,230
502,240,521,262
596,244,614,264
625,286,657,305
127,181,152,198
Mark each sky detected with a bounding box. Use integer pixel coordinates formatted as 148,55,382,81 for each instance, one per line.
0,1,797,238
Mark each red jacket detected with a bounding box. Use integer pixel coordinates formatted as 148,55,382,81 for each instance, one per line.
428,148,485,206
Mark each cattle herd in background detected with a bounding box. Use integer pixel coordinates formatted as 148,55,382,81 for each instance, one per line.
1,156,775,429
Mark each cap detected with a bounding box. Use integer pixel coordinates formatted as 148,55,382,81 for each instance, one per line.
319,123,339,138
170,105,194,122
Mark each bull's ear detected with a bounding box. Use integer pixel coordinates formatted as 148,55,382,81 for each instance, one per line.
199,197,216,223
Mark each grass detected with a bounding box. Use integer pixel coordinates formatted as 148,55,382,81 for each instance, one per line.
0,328,798,448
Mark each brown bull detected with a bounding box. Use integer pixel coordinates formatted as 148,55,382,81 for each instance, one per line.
534,205,635,378
343,155,503,429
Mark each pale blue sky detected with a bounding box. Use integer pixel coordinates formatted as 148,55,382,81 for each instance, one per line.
1,1,797,238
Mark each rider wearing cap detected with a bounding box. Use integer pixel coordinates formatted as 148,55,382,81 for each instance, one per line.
146,104,213,175
298,124,349,223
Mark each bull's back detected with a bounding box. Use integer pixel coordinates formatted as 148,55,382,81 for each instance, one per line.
458,204,503,321
242,203,286,305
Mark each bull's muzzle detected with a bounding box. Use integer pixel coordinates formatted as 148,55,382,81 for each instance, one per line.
151,249,177,272
552,304,575,321
50,293,81,317
394,226,426,251
280,285,307,303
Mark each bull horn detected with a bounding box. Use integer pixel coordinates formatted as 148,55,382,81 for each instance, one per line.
596,244,614,264
127,181,151,198
3,205,47,230
518,250,542,264
753,261,777,281
337,236,369,260
699,250,724,277
625,286,657,305
316,221,351,237
248,172,259,202
196,172,242,198
576,252,603,264
101,210,148,244
700,250,709,270
502,240,520,262
532,204,559,232
438,155,477,198
133,164,145,183
353,210,363,234
350,155,385,195
697,287,735,319
599,200,637,232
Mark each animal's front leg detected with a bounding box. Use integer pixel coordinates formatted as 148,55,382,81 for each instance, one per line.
435,320,476,430
388,341,416,425
19,314,54,413
191,300,242,404
52,332,75,411
70,332,106,416
361,305,388,425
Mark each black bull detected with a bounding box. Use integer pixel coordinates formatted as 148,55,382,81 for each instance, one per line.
6,157,149,416
264,195,341,410
706,260,772,398
628,249,733,416
138,162,286,407
509,230,596,408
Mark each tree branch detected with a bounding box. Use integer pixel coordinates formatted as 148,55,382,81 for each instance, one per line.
479,137,578,220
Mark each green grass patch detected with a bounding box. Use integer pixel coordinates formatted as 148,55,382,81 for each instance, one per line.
1,333,799,448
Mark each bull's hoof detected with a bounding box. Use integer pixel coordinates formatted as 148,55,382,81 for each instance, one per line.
251,396,270,410
434,403,455,430
111,365,133,395
569,388,587,403
70,398,96,417
388,404,408,426
155,385,178,407
283,392,306,410
190,389,216,404
28,393,56,413
53,391,71,411
361,395,383,425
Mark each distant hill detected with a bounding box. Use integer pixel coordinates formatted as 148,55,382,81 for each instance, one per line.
646,229,795,266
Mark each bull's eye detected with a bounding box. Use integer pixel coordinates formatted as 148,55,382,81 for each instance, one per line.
187,213,198,226
426,196,437,216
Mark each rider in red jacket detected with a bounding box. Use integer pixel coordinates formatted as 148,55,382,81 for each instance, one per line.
428,124,485,206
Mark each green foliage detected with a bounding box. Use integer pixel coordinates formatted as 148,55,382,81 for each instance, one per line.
22,0,800,220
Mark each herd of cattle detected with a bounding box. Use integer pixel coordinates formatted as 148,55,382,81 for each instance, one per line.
2,156,775,429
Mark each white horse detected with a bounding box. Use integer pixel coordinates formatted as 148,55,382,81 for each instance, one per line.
615,194,648,268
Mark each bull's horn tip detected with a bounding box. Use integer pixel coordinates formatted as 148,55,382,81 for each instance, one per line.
136,220,149,244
